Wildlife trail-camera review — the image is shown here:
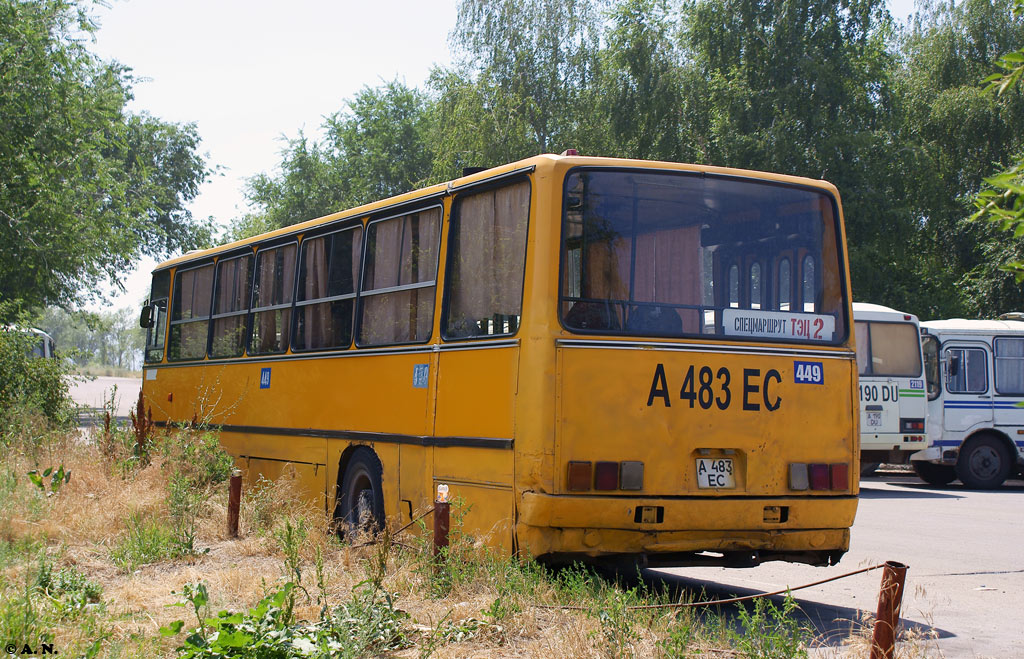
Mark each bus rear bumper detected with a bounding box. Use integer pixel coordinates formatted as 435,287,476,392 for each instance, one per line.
517,492,854,566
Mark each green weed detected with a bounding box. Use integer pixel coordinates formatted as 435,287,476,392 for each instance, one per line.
109,511,175,572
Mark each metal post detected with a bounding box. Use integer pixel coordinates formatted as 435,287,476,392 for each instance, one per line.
871,561,909,659
433,483,450,558
227,469,242,538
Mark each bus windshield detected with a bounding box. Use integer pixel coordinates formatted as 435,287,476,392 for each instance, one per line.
560,169,846,343
855,321,923,377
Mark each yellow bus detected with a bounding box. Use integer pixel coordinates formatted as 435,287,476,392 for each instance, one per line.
140,153,858,568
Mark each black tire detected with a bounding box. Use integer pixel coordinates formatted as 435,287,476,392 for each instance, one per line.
912,461,956,486
956,435,1012,489
860,462,881,477
336,448,385,537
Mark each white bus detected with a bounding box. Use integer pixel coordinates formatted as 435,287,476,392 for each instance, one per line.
912,317,1024,488
853,303,927,474
3,326,55,359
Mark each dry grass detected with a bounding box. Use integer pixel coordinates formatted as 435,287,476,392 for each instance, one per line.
0,424,940,658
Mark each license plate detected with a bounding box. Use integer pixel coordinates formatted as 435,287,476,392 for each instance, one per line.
867,412,882,427
696,458,735,488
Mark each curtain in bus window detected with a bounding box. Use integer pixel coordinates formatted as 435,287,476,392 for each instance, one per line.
867,322,922,376
295,228,361,350
251,244,296,354
630,225,701,333
360,209,440,345
854,321,870,375
210,255,252,358
995,338,1024,394
169,264,213,360
446,182,530,338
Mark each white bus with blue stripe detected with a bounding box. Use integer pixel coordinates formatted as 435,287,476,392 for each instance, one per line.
853,303,927,474
913,317,1024,488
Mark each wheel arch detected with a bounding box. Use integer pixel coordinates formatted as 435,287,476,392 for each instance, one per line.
964,428,1016,459
333,443,378,517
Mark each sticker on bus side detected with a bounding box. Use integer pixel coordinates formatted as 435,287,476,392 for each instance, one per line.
413,364,429,389
793,361,824,385
260,367,271,389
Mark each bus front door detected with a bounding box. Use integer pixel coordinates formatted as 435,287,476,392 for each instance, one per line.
942,343,992,434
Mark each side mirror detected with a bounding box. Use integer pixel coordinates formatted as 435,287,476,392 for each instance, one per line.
945,352,961,379
139,303,154,329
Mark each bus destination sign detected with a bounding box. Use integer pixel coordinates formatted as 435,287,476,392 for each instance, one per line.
723,309,835,342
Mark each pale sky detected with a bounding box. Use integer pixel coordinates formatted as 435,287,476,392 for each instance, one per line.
87,0,919,312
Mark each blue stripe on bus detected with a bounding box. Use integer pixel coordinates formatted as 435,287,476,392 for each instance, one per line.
929,439,1024,447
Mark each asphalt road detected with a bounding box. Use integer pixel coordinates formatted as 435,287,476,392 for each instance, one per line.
652,471,1024,658
68,374,142,424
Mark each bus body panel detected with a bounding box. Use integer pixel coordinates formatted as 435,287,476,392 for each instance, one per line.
555,344,857,496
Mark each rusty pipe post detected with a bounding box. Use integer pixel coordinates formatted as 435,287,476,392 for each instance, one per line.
227,469,242,538
871,561,909,659
433,483,450,558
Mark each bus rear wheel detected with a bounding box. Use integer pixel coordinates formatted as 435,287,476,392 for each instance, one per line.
912,461,956,486
956,435,1011,489
337,448,385,538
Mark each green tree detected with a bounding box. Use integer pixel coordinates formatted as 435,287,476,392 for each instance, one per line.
678,0,920,313
431,0,606,177
0,0,212,315
239,80,434,237
897,0,1024,317
972,0,1024,291
599,0,686,161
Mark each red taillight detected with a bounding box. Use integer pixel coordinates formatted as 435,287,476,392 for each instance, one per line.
594,461,619,490
901,418,925,433
567,461,592,491
830,463,849,490
809,463,830,490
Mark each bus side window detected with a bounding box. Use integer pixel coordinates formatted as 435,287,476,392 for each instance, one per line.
750,262,762,310
358,207,442,346
728,264,739,308
250,243,297,355
922,334,940,399
294,227,362,351
777,258,791,311
169,263,214,361
994,337,1024,395
444,181,530,339
210,254,254,359
801,254,816,312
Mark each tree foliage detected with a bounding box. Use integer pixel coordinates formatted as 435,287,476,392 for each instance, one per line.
237,0,1024,320
972,0,1024,289
0,0,212,315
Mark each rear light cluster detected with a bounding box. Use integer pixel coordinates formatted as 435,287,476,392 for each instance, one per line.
789,462,849,491
567,461,643,492
900,418,925,433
